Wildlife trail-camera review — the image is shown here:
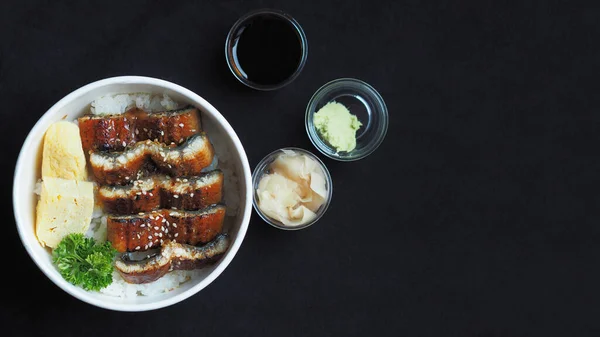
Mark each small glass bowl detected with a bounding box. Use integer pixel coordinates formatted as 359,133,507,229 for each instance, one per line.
305,78,388,161
225,8,309,91
251,147,333,230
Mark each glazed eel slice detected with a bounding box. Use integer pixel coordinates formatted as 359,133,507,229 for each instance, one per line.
98,170,224,214
89,133,214,185
78,106,201,152
115,234,230,284
107,204,226,253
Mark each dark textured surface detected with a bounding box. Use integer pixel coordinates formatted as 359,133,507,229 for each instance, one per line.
2,1,600,336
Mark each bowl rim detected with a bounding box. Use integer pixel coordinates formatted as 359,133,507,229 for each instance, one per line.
225,8,309,91
305,78,389,161
251,147,333,230
12,76,253,312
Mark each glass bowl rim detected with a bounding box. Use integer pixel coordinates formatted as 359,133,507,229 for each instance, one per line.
305,77,389,161
251,147,333,230
225,8,309,91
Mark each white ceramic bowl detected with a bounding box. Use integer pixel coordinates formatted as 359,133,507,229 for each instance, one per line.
13,76,252,311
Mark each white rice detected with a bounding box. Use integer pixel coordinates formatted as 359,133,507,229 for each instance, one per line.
85,215,107,243
209,133,240,217
34,179,42,195
90,93,181,115
100,270,200,298
202,141,239,217
91,201,104,219
222,167,240,217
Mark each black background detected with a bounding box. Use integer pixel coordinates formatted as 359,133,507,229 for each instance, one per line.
2,0,600,336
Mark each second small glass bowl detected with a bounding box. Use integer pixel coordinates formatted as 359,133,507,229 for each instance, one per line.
305,78,388,161
225,8,308,91
251,147,333,230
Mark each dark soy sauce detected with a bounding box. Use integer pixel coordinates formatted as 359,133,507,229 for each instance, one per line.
232,14,302,86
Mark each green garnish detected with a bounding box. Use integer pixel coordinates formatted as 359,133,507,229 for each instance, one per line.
52,233,117,291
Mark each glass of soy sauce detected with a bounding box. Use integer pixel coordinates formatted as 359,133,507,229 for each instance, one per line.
225,9,308,91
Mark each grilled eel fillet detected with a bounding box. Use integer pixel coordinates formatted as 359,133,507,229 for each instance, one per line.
98,170,223,214
89,133,214,185
115,234,230,284
107,204,226,252
78,107,201,152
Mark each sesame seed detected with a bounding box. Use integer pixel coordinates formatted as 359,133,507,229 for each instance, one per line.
143,128,148,132
149,242,153,247
136,192,142,195
173,194,179,198
191,129,196,132
135,129,139,135
162,218,166,223
160,130,164,136
160,239,164,244
137,234,141,239
149,216,154,220
173,223,177,228
190,193,194,197
140,224,145,228
173,240,177,243
159,233,163,237
122,141,126,147
148,235,152,239
144,245,148,249
139,212,144,215
171,207,176,210
135,246,140,250
179,123,184,127
168,164,172,168
165,228,169,233
149,192,153,196
174,233,179,237
154,226,159,230
182,179,188,183
125,176,130,180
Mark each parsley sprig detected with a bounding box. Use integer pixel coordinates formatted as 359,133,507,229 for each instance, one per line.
52,234,117,291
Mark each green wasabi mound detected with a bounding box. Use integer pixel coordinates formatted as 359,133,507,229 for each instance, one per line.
313,102,362,152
